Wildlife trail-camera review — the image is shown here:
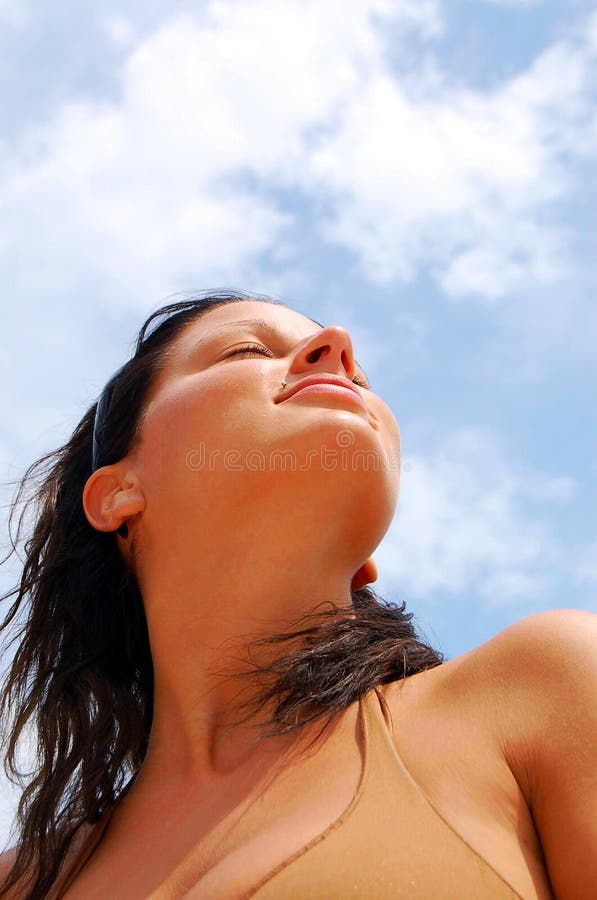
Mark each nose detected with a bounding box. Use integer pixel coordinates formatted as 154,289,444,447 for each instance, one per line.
287,325,357,383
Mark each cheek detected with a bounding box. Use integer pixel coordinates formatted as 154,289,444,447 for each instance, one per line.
390,417,401,460
371,397,400,459
380,408,401,497
136,377,267,482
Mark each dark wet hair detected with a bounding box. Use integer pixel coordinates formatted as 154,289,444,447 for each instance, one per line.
0,290,443,898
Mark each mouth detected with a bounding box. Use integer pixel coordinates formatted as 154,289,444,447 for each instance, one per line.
276,374,365,407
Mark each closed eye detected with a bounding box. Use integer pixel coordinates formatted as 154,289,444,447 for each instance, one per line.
224,343,276,358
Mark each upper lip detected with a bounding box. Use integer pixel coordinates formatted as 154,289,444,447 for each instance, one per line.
275,373,363,404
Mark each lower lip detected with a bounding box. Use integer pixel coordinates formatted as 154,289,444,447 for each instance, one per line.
285,383,366,408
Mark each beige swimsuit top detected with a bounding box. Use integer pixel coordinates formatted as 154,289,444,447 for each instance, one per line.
52,686,524,898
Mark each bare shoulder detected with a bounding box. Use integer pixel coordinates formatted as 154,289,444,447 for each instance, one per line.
446,607,597,759
428,607,597,718
418,608,597,783
385,607,596,719
404,609,597,900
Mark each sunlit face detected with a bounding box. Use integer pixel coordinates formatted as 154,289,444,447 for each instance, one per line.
131,300,401,556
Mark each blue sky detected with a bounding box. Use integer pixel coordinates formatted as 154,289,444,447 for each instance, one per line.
0,0,596,844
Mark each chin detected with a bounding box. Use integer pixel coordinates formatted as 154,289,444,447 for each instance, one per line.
278,407,392,471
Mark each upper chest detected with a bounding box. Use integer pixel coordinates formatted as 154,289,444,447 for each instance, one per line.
62,671,553,900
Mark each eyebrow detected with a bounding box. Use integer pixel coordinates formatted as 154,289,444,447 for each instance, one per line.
193,318,297,348
194,318,370,384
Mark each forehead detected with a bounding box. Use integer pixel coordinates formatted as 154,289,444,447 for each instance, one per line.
173,300,323,356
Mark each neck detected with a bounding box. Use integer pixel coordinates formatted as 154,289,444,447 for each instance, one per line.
137,530,356,795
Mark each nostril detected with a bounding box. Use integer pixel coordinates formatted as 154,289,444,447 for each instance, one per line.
307,346,329,364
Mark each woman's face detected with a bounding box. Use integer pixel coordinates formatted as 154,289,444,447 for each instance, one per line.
131,300,401,564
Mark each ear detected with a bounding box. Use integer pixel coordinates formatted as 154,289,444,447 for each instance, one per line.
351,557,378,592
82,465,145,535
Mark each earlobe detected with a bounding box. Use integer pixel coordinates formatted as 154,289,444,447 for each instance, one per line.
351,558,378,592
82,466,145,534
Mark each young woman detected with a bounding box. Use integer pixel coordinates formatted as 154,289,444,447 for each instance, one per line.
0,291,594,899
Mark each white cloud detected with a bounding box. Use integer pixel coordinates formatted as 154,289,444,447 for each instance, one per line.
102,14,136,46
1,0,444,310
473,0,543,7
374,426,577,607
305,12,597,299
5,0,596,308
3,0,592,310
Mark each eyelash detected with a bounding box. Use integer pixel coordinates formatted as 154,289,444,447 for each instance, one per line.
226,343,276,359
225,343,370,390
